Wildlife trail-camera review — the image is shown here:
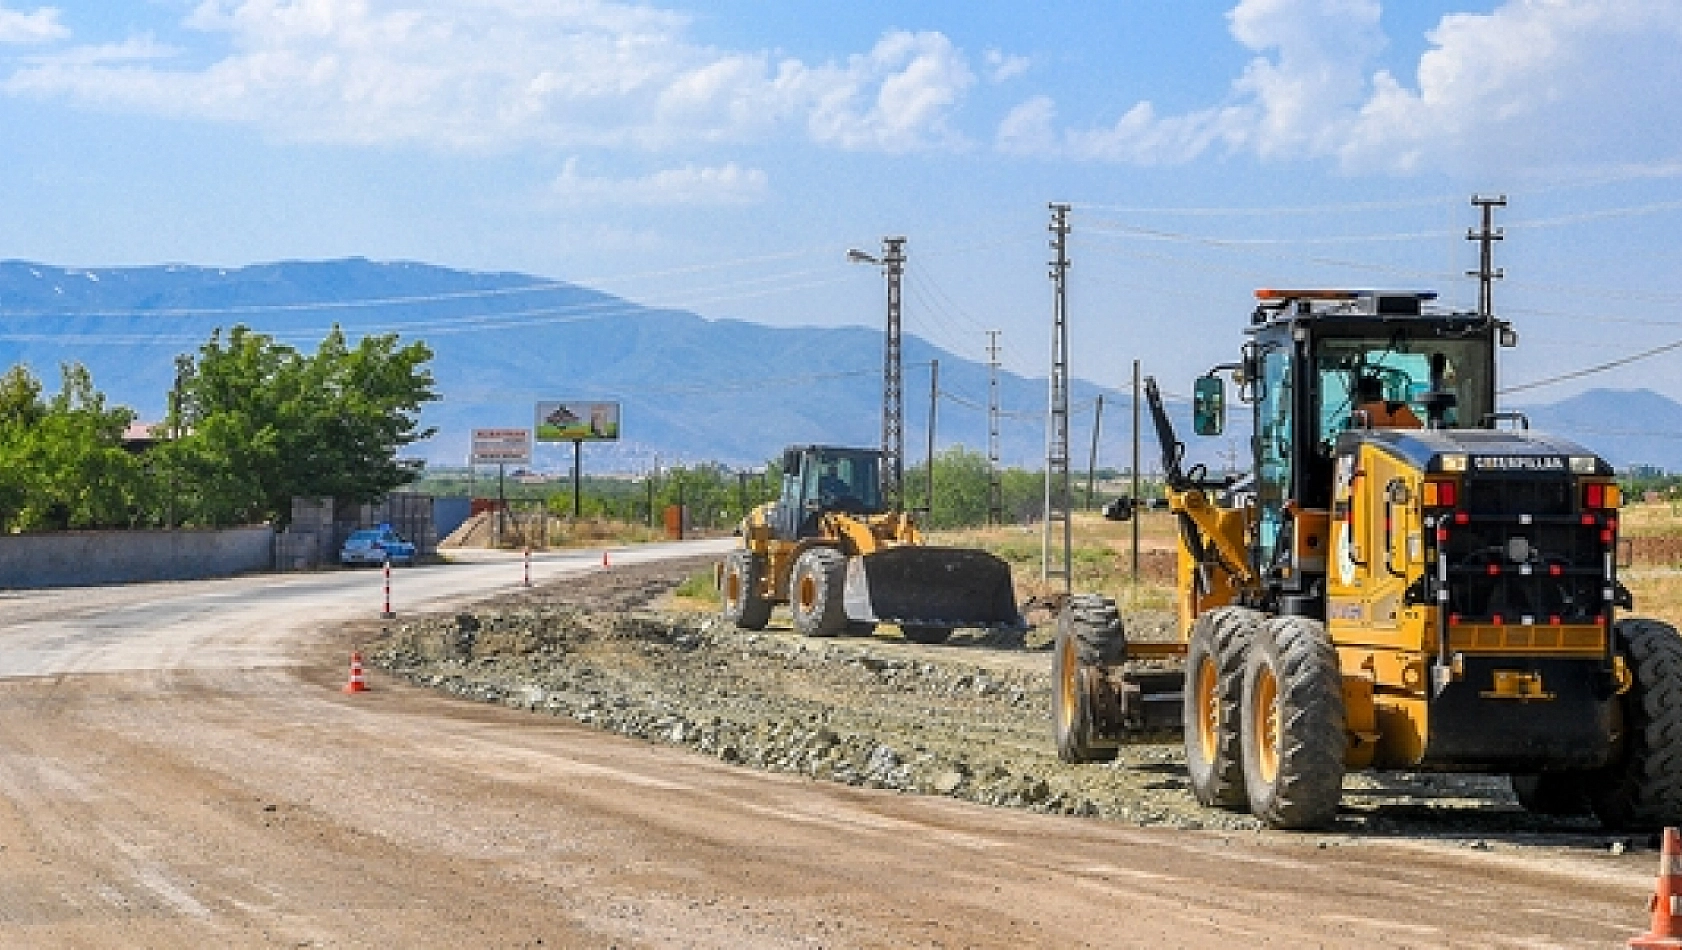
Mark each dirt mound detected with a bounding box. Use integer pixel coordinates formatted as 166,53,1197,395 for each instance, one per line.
366,556,1605,837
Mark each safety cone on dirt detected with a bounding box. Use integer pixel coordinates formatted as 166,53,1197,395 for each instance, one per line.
343,652,370,694
1630,827,1682,948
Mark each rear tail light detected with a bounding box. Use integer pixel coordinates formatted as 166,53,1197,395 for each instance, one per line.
1583,482,1620,510
1424,479,1458,508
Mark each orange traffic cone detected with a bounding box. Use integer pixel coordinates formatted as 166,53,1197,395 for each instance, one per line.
1631,827,1682,949
343,652,370,694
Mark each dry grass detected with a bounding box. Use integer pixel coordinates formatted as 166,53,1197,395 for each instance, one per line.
1617,500,1682,539
931,510,1179,610
929,501,1682,627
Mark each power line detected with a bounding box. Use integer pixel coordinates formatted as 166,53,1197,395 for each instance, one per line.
1500,335,1682,396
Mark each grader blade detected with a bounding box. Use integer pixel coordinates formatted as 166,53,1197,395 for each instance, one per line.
841,547,1023,629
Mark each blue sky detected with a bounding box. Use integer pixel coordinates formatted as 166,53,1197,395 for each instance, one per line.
2,0,1681,409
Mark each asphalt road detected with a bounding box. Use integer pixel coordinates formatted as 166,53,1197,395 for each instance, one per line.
0,541,1662,948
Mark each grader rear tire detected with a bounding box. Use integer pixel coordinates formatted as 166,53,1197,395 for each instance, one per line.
1184,606,1262,811
718,550,773,631
789,548,848,638
1239,615,1345,830
1585,618,1682,830
1051,595,1123,763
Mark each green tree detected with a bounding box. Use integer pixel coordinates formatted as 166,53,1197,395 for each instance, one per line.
0,363,148,531
164,325,436,526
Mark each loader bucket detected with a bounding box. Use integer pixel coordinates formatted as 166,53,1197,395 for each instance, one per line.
841,546,1024,630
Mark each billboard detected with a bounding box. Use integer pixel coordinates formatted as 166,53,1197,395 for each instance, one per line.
470,428,532,465
535,401,620,442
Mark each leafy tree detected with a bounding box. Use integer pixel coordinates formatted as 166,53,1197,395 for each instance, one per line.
0,363,148,531
164,325,436,526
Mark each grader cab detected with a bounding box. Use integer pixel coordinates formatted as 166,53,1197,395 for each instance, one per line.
1055,289,1682,830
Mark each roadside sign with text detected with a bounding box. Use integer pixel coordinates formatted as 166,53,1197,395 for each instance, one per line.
470,428,532,465
535,401,620,442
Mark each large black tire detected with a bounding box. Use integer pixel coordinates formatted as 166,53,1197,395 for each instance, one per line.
788,548,848,638
1510,773,1593,816
901,625,953,645
1184,606,1262,811
1585,618,1682,829
1051,595,1124,763
718,550,773,630
1239,615,1346,829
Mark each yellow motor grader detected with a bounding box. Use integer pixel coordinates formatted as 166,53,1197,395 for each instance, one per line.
718,444,1021,643
1055,289,1682,830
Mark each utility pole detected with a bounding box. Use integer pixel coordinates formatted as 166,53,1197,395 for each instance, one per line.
1468,194,1506,317
1086,394,1104,511
925,358,939,519
1042,202,1073,591
1131,359,1141,584
986,329,1003,526
848,237,907,510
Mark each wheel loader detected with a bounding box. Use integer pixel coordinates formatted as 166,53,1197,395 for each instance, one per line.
1054,289,1682,830
717,444,1022,643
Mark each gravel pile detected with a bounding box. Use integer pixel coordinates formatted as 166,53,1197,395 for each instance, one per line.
363,557,1615,839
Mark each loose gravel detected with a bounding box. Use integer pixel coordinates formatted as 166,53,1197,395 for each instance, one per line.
364,556,1638,844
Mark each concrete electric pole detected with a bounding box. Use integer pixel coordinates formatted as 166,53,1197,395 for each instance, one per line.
1468,194,1506,318
1043,203,1072,591
848,237,908,511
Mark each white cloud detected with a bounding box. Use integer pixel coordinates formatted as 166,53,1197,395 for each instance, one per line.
1001,0,1682,174
996,95,1058,156
0,3,68,44
803,31,976,152
3,1,978,154
552,159,769,206
983,48,1029,84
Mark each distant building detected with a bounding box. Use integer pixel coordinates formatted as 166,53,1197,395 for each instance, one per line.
120,421,165,454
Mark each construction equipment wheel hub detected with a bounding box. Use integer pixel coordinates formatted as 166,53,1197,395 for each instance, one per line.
1195,657,1220,765
1254,666,1281,785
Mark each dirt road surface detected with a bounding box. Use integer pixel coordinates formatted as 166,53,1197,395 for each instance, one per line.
0,542,1661,948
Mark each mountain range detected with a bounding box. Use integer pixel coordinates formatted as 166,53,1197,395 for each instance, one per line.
1,258,1677,475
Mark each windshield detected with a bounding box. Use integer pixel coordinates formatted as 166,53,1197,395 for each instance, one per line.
803,450,884,512
348,530,380,542
1313,334,1491,448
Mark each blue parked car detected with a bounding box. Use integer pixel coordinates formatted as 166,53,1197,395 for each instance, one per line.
340,526,417,566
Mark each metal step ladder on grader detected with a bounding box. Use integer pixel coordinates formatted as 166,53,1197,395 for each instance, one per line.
1054,289,1682,830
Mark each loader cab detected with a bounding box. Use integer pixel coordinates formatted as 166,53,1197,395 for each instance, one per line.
772,445,886,540
1236,290,1502,607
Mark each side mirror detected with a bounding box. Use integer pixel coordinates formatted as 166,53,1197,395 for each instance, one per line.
1192,374,1226,436
1498,323,1518,348
1102,496,1135,522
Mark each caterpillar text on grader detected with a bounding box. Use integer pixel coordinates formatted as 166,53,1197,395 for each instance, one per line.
1054,289,1682,830
719,444,1022,643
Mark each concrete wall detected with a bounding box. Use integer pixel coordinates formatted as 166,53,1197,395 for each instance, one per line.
273,494,439,571
0,526,274,590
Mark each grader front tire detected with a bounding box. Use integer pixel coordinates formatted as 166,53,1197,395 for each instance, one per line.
1184,607,1261,812
1239,616,1345,830
1051,595,1124,764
